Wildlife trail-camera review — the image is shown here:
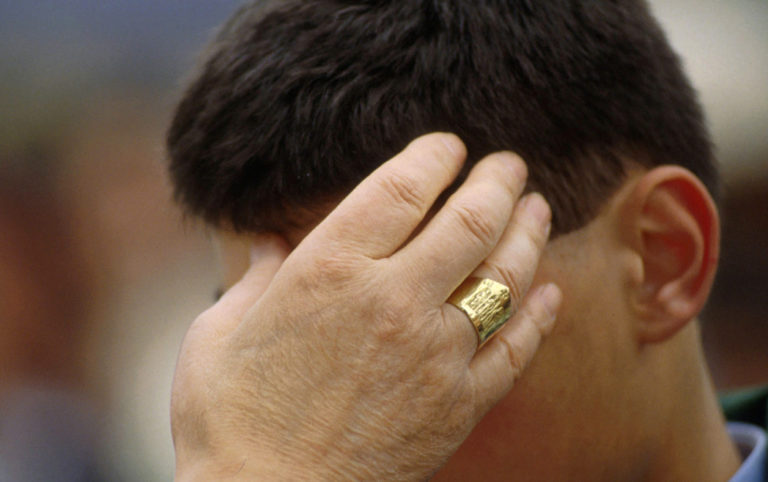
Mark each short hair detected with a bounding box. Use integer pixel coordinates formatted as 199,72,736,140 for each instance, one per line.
167,0,717,237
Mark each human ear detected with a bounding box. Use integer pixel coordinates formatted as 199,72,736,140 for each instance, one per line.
619,167,720,343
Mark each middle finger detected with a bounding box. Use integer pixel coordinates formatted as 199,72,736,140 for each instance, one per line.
390,151,528,305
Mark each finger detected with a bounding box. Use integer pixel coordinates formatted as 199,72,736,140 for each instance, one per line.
393,151,528,304
206,233,291,334
307,132,467,259
473,192,552,312
438,192,552,358
468,283,562,419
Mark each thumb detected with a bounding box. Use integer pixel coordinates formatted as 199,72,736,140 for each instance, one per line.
235,233,292,301
212,233,292,332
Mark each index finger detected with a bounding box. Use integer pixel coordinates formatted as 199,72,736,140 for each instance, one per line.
306,132,467,259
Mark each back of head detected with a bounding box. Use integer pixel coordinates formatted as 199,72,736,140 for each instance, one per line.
167,0,716,236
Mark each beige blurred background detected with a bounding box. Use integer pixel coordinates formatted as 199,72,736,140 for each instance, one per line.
0,1,766,480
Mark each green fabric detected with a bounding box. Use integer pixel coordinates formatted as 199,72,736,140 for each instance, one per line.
721,385,768,430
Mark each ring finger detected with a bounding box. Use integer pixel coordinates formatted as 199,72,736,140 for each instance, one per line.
441,191,553,357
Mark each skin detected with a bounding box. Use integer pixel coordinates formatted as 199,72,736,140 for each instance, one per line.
172,133,562,480
177,133,742,480
435,166,740,481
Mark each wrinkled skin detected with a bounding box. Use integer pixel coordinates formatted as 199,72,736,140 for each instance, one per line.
171,133,560,480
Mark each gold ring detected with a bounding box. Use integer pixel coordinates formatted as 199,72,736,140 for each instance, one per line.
447,277,513,348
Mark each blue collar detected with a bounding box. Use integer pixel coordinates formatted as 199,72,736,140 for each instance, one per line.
728,422,767,482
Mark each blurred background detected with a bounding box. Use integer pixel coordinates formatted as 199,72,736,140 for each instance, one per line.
0,0,766,480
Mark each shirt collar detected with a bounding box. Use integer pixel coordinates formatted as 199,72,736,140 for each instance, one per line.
728,422,767,482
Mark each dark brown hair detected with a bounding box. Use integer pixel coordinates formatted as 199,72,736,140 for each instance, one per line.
167,0,717,236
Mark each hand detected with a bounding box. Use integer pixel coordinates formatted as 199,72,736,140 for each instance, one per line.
171,133,561,481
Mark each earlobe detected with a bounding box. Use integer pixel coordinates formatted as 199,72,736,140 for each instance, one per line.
620,167,720,344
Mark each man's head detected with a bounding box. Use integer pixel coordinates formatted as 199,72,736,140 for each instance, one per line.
168,1,733,479
168,0,716,238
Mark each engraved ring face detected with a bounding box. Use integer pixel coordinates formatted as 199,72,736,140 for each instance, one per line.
447,277,513,348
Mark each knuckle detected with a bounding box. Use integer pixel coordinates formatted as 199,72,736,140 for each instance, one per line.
299,256,360,298
482,262,527,304
421,362,462,397
307,253,358,286
411,132,464,161
453,202,498,247
368,282,413,336
506,279,526,312
370,287,439,346
498,336,528,379
525,217,549,248
372,301,413,343
183,310,220,349
376,170,427,215
515,199,550,249
487,154,526,188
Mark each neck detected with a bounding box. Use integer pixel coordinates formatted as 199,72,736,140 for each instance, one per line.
642,322,741,481
434,322,741,481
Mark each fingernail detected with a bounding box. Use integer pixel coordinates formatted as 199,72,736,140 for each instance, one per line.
525,193,551,230
539,283,562,333
249,244,262,264
500,152,527,181
249,234,288,264
439,134,462,156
